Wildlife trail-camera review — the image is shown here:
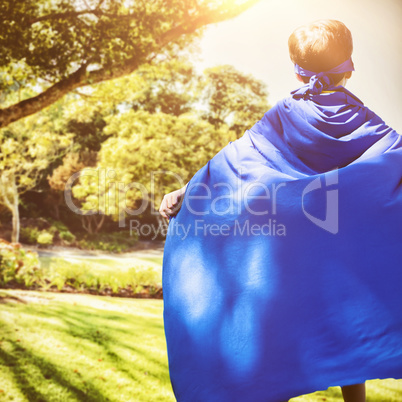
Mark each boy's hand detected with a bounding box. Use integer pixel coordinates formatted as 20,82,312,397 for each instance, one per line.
159,184,188,220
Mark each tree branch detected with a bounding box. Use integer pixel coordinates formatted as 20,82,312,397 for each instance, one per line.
0,0,261,129
0,64,88,128
28,9,99,25
28,9,139,25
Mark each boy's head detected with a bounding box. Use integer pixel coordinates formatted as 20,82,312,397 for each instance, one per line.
288,19,353,85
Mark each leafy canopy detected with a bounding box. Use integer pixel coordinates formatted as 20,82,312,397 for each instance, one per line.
0,0,260,128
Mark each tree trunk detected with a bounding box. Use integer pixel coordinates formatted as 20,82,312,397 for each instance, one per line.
53,204,60,220
94,214,105,233
11,202,20,243
11,173,20,243
52,192,62,220
0,172,20,243
82,215,93,234
81,214,106,234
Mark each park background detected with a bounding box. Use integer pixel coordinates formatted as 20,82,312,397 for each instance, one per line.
0,0,401,401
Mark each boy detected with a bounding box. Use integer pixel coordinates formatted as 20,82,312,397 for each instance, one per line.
159,20,354,217
160,20,402,402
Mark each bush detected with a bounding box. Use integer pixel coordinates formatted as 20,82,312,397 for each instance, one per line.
59,231,76,244
77,231,137,253
46,260,100,291
20,226,41,244
127,267,161,295
0,239,161,297
47,219,70,233
20,219,76,247
37,231,54,246
0,239,41,287
47,220,76,246
43,258,161,297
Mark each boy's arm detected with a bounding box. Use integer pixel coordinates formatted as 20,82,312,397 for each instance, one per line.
159,183,188,220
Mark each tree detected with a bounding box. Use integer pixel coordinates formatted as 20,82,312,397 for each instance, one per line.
0,113,72,242
68,110,236,227
130,59,197,116
47,151,97,220
101,110,236,198
70,166,120,233
0,0,261,128
201,65,270,137
62,59,270,226
62,58,270,132
66,113,110,152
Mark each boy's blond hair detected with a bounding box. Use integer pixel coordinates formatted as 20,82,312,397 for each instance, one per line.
288,19,353,84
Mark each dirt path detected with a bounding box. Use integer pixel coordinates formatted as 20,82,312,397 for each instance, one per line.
23,241,165,268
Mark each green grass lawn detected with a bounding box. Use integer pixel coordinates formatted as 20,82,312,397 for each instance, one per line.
0,290,173,402
133,257,163,266
0,289,401,402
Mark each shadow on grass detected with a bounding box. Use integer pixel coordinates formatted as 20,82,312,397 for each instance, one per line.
48,305,170,377
0,293,27,304
0,296,171,401
1,294,402,402
0,324,112,401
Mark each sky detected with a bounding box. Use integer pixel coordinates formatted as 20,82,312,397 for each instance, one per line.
197,0,402,132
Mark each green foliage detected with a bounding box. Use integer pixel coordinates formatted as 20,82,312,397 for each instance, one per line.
66,58,270,132
59,230,76,244
46,260,104,291
46,218,71,233
37,231,54,246
47,152,87,192
0,104,73,242
0,242,160,296
64,57,270,217
0,239,41,287
77,232,137,253
20,226,41,244
91,110,237,213
0,0,202,83
0,4,269,233
20,218,76,247
0,109,73,194
201,64,270,137
0,0,259,127
43,258,161,296
67,112,110,152
130,59,197,116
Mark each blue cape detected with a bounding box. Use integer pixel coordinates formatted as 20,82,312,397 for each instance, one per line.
162,82,402,401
